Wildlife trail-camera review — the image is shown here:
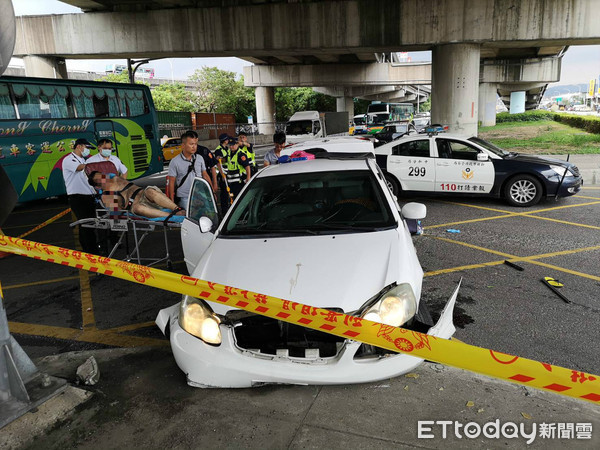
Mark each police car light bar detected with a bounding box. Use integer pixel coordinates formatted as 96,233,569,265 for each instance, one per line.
425,125,449,136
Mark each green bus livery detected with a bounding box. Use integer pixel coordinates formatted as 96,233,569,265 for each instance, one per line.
0,76,162,202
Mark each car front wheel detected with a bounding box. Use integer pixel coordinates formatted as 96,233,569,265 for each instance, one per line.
384,173,400,197
504,175,543,207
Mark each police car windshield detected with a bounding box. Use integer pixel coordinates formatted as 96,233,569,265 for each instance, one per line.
221,170,396,237
468,137,509,157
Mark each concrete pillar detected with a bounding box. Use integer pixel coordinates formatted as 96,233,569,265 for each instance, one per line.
255,86,275,136
336,96,354,118
23,56,68,79
431,44,480,136
478,83,498,127
509,91,526,114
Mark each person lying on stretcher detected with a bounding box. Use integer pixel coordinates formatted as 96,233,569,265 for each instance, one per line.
87,171,186,219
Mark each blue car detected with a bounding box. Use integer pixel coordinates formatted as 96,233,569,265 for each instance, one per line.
374,131,582,207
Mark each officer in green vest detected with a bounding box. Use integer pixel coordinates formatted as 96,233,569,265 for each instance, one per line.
226,137,252,200
237,132,256,175
215,133,232,213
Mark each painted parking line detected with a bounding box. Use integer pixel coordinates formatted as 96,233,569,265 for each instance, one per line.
522,214,600,231
1,218,71,231
8,321,168,348
576,195,600,200
425,200,600,230
425,236,600,282
3,276,80,290
108,321,157,333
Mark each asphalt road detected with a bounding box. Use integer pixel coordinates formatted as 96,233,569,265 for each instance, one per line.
2,183,599,376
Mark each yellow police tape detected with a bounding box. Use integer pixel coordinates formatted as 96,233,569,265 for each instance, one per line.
1,235,599,404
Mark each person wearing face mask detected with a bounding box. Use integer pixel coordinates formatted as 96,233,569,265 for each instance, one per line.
62,138,98,254
87,138,128,178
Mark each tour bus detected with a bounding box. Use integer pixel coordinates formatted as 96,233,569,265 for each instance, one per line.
366,102,415,134
0,76,162,202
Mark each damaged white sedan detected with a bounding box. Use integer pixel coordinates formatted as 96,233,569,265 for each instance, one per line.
156,154,459,388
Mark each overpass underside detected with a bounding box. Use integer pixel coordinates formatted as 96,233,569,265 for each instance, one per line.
11,0,600,135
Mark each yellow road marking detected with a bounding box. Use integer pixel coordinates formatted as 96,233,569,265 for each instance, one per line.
425,214,516,230
428,236,515,258
435,200,512,214
425,236,600,281
424,260,506,277
72,212,96,330
522,214,600,231
3,276,80,290
8,321,168,348
108,321,156,333
425,200,600,230
1,218,71,231
10,205,69,215
581,187,600,190
79,269,95,329
576,195,600,200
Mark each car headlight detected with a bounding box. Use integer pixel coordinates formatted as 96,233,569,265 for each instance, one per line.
179,297,222,345
550,165,574,177
360,283,417,327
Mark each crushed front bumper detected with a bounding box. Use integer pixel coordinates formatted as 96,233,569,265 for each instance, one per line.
156,282,460,388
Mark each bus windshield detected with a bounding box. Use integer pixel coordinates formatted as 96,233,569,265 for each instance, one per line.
0,76,162,202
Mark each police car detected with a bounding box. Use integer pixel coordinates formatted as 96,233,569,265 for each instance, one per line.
375,128,583,207
156,154,459,388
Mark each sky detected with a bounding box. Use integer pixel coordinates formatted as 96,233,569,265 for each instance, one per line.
8,0,600,87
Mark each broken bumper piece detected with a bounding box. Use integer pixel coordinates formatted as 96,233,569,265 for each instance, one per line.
155,282,460,388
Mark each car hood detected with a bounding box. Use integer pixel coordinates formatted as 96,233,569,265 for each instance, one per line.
192,228,423,315
506,153,574,168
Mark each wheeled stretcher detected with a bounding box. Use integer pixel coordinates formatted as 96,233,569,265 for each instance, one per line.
70,209,183,270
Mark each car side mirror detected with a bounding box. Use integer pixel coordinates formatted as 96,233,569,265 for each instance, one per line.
402,202,427,220
199,216,213,233
477,153,489,162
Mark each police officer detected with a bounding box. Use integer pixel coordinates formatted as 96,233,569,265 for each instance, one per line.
225,137,252,200
214,133,233,213
62,138,98,254
237,132,256,175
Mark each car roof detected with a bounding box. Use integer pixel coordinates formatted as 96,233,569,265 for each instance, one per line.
282,136,374,155
258,158,371,177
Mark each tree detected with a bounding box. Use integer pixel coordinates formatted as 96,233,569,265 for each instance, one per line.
273,87,336,122
418,97,431,113
189,67,255,122
96,72,130,84
151,83,197,112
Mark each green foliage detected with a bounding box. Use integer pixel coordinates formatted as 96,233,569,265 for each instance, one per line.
495,110,554,123
95,72,130,83
273,87,336,122
553,113,600,134
418,97,431,113
189,67,255,122
151,83,197,112
353,98,370,115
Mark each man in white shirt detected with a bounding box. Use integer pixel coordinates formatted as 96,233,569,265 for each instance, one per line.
87,138,128,178
62,138,98,254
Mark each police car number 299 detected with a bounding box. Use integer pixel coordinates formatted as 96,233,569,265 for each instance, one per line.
374,131,583,207
408,166,426,177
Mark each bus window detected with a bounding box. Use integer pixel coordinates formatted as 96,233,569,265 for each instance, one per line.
71,87,95,117
12,84,75,119
117,89,148,117
92,88,119,118
0,83,16,119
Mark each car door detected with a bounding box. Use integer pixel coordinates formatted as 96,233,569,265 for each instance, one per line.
181,177,219,274
387,138,435,191
433,138,495,194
